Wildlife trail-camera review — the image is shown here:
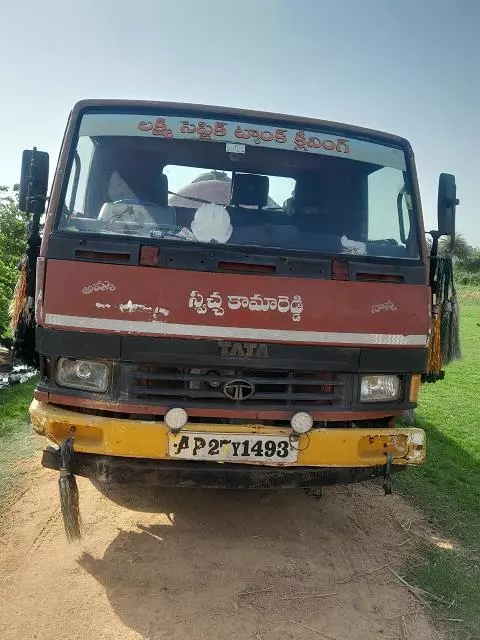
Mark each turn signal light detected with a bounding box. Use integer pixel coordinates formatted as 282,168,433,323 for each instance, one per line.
409,374,421,402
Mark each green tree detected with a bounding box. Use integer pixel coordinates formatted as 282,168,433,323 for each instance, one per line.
438,233,473,261
0,186,27,338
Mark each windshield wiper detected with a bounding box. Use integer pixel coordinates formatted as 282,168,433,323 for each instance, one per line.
167,190,223,206
168,190,284,212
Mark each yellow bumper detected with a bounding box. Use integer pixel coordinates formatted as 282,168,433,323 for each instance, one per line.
30,400,425,468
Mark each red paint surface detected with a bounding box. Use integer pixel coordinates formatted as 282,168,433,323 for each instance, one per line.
42,260,429,343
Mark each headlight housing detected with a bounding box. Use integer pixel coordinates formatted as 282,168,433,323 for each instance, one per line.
56,358,110,393
360,375,401,402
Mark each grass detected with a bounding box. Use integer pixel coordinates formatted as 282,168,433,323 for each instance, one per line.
406,547,480,635
396,298,480,637
455,266,480,288
0,377,38,504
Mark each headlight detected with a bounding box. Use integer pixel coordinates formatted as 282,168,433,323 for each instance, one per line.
56,358,110,393
360,375,401,402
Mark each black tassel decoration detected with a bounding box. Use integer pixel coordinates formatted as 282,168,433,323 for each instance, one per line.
58,437,82,543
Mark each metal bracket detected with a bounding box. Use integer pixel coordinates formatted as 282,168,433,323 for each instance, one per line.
383,452,393,495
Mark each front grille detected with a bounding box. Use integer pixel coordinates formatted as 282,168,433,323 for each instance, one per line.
126,365,347,410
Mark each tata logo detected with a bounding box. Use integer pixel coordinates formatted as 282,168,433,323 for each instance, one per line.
223,379,255,401
219,342,269,358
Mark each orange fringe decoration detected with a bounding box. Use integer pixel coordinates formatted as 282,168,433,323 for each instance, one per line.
9,259,28,331
426,307,442,375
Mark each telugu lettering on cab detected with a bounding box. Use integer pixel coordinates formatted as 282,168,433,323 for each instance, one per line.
137,118,350,155
189,291,304,322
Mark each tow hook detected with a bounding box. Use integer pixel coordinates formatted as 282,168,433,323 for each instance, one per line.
383,452,393,495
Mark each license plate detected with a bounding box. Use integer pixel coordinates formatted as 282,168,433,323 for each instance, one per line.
168,432,297,464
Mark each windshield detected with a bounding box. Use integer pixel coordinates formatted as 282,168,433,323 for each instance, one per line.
59,111,419,259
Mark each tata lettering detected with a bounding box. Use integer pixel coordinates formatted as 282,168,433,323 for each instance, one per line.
219,342,270,358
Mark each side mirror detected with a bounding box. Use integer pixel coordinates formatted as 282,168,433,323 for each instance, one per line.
437,173,458,237
18,148,49,214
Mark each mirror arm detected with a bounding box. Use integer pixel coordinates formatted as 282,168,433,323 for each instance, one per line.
428,230,441,292
69,151,81,214
396,188,407,245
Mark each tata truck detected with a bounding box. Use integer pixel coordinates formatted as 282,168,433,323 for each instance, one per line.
19,100,457,495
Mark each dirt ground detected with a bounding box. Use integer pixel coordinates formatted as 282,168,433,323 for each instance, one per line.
0,456,439,640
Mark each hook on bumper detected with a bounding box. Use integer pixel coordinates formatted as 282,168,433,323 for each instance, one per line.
383,452,393,495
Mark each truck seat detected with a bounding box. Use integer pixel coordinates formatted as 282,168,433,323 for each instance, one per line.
98,174,176,226
228,174,270,226
290,175,338,236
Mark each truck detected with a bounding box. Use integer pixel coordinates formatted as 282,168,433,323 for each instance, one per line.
16,100,458,537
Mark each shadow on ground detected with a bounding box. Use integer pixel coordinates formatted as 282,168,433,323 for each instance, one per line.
78,484,428,640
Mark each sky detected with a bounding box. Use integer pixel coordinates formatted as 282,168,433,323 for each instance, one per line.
1,0,479,245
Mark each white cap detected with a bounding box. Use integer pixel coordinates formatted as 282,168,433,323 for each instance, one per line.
191,203,233,243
